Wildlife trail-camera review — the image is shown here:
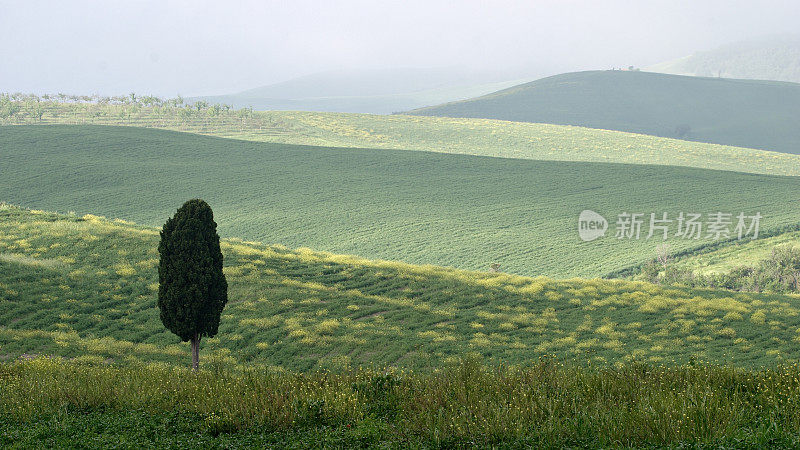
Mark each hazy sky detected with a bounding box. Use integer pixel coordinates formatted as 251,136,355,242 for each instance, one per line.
1,0,799,96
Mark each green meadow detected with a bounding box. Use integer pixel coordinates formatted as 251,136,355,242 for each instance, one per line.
6,202,800,445
3,125,800,278
664,231,800,276
4,96,800,176
5,358,800,447
3,89,800,447
6,5,800,447
3,205,800,370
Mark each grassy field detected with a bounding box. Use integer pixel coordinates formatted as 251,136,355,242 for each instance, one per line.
4,125,800,278
662,231,800,276
4,358,800,447
410,70,800,154
4,97,800,176
3,205,800,370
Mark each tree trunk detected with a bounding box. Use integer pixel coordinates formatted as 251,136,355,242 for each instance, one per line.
191,333,200,371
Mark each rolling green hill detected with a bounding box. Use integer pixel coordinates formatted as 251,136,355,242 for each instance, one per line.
409,70,800,154
648,35,800,84
657,231,800,276
3,205,800,371
5,98,800,177
4,125,800,278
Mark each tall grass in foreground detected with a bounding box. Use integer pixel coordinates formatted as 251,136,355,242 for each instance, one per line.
3,358,800,447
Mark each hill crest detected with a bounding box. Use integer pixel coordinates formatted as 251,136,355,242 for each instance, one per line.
409,70,800,154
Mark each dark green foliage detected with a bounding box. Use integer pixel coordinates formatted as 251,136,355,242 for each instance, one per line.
158,199,227,342
0,409,409,449
352,374,402,420
763,246,800,291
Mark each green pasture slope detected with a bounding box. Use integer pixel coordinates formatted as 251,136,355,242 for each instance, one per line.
410,70,800,154
662,230,800,276
6,100,800,177
3,205,800,371
3,125,800,278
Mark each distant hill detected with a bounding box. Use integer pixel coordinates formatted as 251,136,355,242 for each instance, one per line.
189,68,529,114
647,35,800,83
10,99,800,177
409,70,800,154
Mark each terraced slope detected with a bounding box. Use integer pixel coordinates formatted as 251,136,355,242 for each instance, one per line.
410,70,800,154
3,205,800,370
5,101,800,176
4,126,800,278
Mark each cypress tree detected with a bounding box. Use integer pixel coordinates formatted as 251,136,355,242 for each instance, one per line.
158,199,227,370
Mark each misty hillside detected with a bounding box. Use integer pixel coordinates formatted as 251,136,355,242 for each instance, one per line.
189,68,529,114
409,70,800,154
647,35,800,83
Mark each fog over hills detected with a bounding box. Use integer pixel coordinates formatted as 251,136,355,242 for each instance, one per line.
410,70,800,154
188,67,533,114
647,34,800,83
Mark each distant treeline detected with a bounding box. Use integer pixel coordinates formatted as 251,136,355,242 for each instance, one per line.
0,92,264,131
0,92,232,109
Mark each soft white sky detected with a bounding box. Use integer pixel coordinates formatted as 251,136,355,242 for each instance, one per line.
1,0,799,96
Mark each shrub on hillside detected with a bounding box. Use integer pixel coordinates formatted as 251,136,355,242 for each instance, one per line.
649,245,800,294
